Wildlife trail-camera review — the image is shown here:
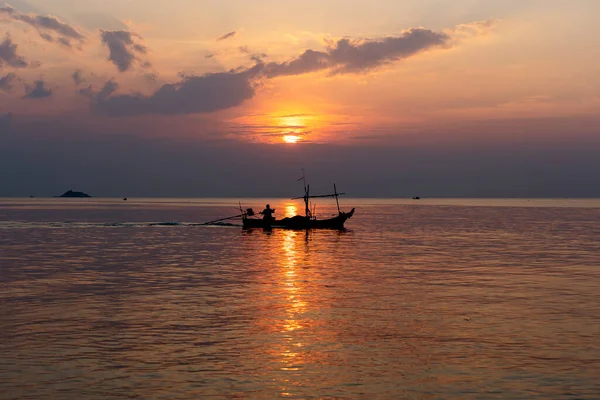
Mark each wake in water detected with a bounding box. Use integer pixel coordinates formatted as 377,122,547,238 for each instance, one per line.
0,221,241,229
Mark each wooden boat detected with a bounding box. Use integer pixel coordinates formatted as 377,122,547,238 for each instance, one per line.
242,174,355,230
243,208,355,230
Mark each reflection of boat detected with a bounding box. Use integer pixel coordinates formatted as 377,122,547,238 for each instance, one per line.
242,173,355,230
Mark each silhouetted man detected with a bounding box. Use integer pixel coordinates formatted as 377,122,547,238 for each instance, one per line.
261,204,275,221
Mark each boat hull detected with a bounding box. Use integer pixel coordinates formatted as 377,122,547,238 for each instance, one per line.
243,208,355,230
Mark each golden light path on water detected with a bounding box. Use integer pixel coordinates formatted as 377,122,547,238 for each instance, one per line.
279,203,305,397
283,203,298,219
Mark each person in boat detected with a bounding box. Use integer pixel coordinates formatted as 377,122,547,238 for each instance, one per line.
261,204,276,221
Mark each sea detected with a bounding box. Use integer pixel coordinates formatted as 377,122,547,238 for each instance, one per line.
1,198,599,399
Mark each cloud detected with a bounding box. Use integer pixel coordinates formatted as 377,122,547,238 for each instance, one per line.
79,79,118,101
144,72,158,84
0,35,28,68
0,4,17,16
0,3,85,48
239,46,268,63
86,66,262,116
24,80,52,98
453,19,497,38
71,69,85,86
100,30,149,72
2,0,38,13
264,28,450,77
217,31,236,41
82,24,476,117
0,72,17,91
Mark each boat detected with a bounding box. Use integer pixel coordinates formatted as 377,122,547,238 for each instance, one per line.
242,208,355,230
242,173,355,230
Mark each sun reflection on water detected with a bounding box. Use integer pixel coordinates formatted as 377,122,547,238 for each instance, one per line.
281,230,305,333
284,203,299,219
278,229,308,396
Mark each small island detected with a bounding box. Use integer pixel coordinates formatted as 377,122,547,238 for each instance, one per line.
58,190,92,198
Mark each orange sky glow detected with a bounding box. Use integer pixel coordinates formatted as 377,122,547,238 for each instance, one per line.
1,0,598,146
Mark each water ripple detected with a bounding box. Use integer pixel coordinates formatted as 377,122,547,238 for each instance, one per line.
1,200,599,399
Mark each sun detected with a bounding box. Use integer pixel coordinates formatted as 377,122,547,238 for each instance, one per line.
283,135,300,144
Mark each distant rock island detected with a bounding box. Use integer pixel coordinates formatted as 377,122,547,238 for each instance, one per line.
58,190,91,198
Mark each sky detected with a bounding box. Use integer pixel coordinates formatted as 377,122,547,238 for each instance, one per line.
1,0,599,197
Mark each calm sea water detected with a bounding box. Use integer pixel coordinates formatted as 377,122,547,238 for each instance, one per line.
1,198,599,399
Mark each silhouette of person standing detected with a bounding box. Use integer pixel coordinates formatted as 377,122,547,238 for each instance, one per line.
262,204,275,221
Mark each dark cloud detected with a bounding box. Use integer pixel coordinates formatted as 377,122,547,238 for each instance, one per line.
98,79,119,98
57,37,72,47
0,35,28,68
100,30,149,72
239,46,268,63
39,32,53,42
264,49,328,77
0,4,85,48
0,72,18,91
217,31,236,41
71,69,85,86
83,27,455,117
264,28,450,77
22,15,83,40
79,79,118,101
24,80,52,99
87,66,261,116
144,72,158,84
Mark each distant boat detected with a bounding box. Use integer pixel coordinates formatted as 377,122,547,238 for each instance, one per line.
242,172,355,230
413,196,421,200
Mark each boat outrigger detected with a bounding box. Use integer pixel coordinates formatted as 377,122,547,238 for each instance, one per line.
242,174,355,230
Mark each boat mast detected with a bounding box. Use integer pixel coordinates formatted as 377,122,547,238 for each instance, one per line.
333,183,341,213
298,169,310,218
293,170,346,218
305,184,310,218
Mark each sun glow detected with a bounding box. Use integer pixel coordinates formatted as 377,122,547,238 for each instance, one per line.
279,115,305,127
233,105,340,143
278,113,313,143
283,135,300,144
